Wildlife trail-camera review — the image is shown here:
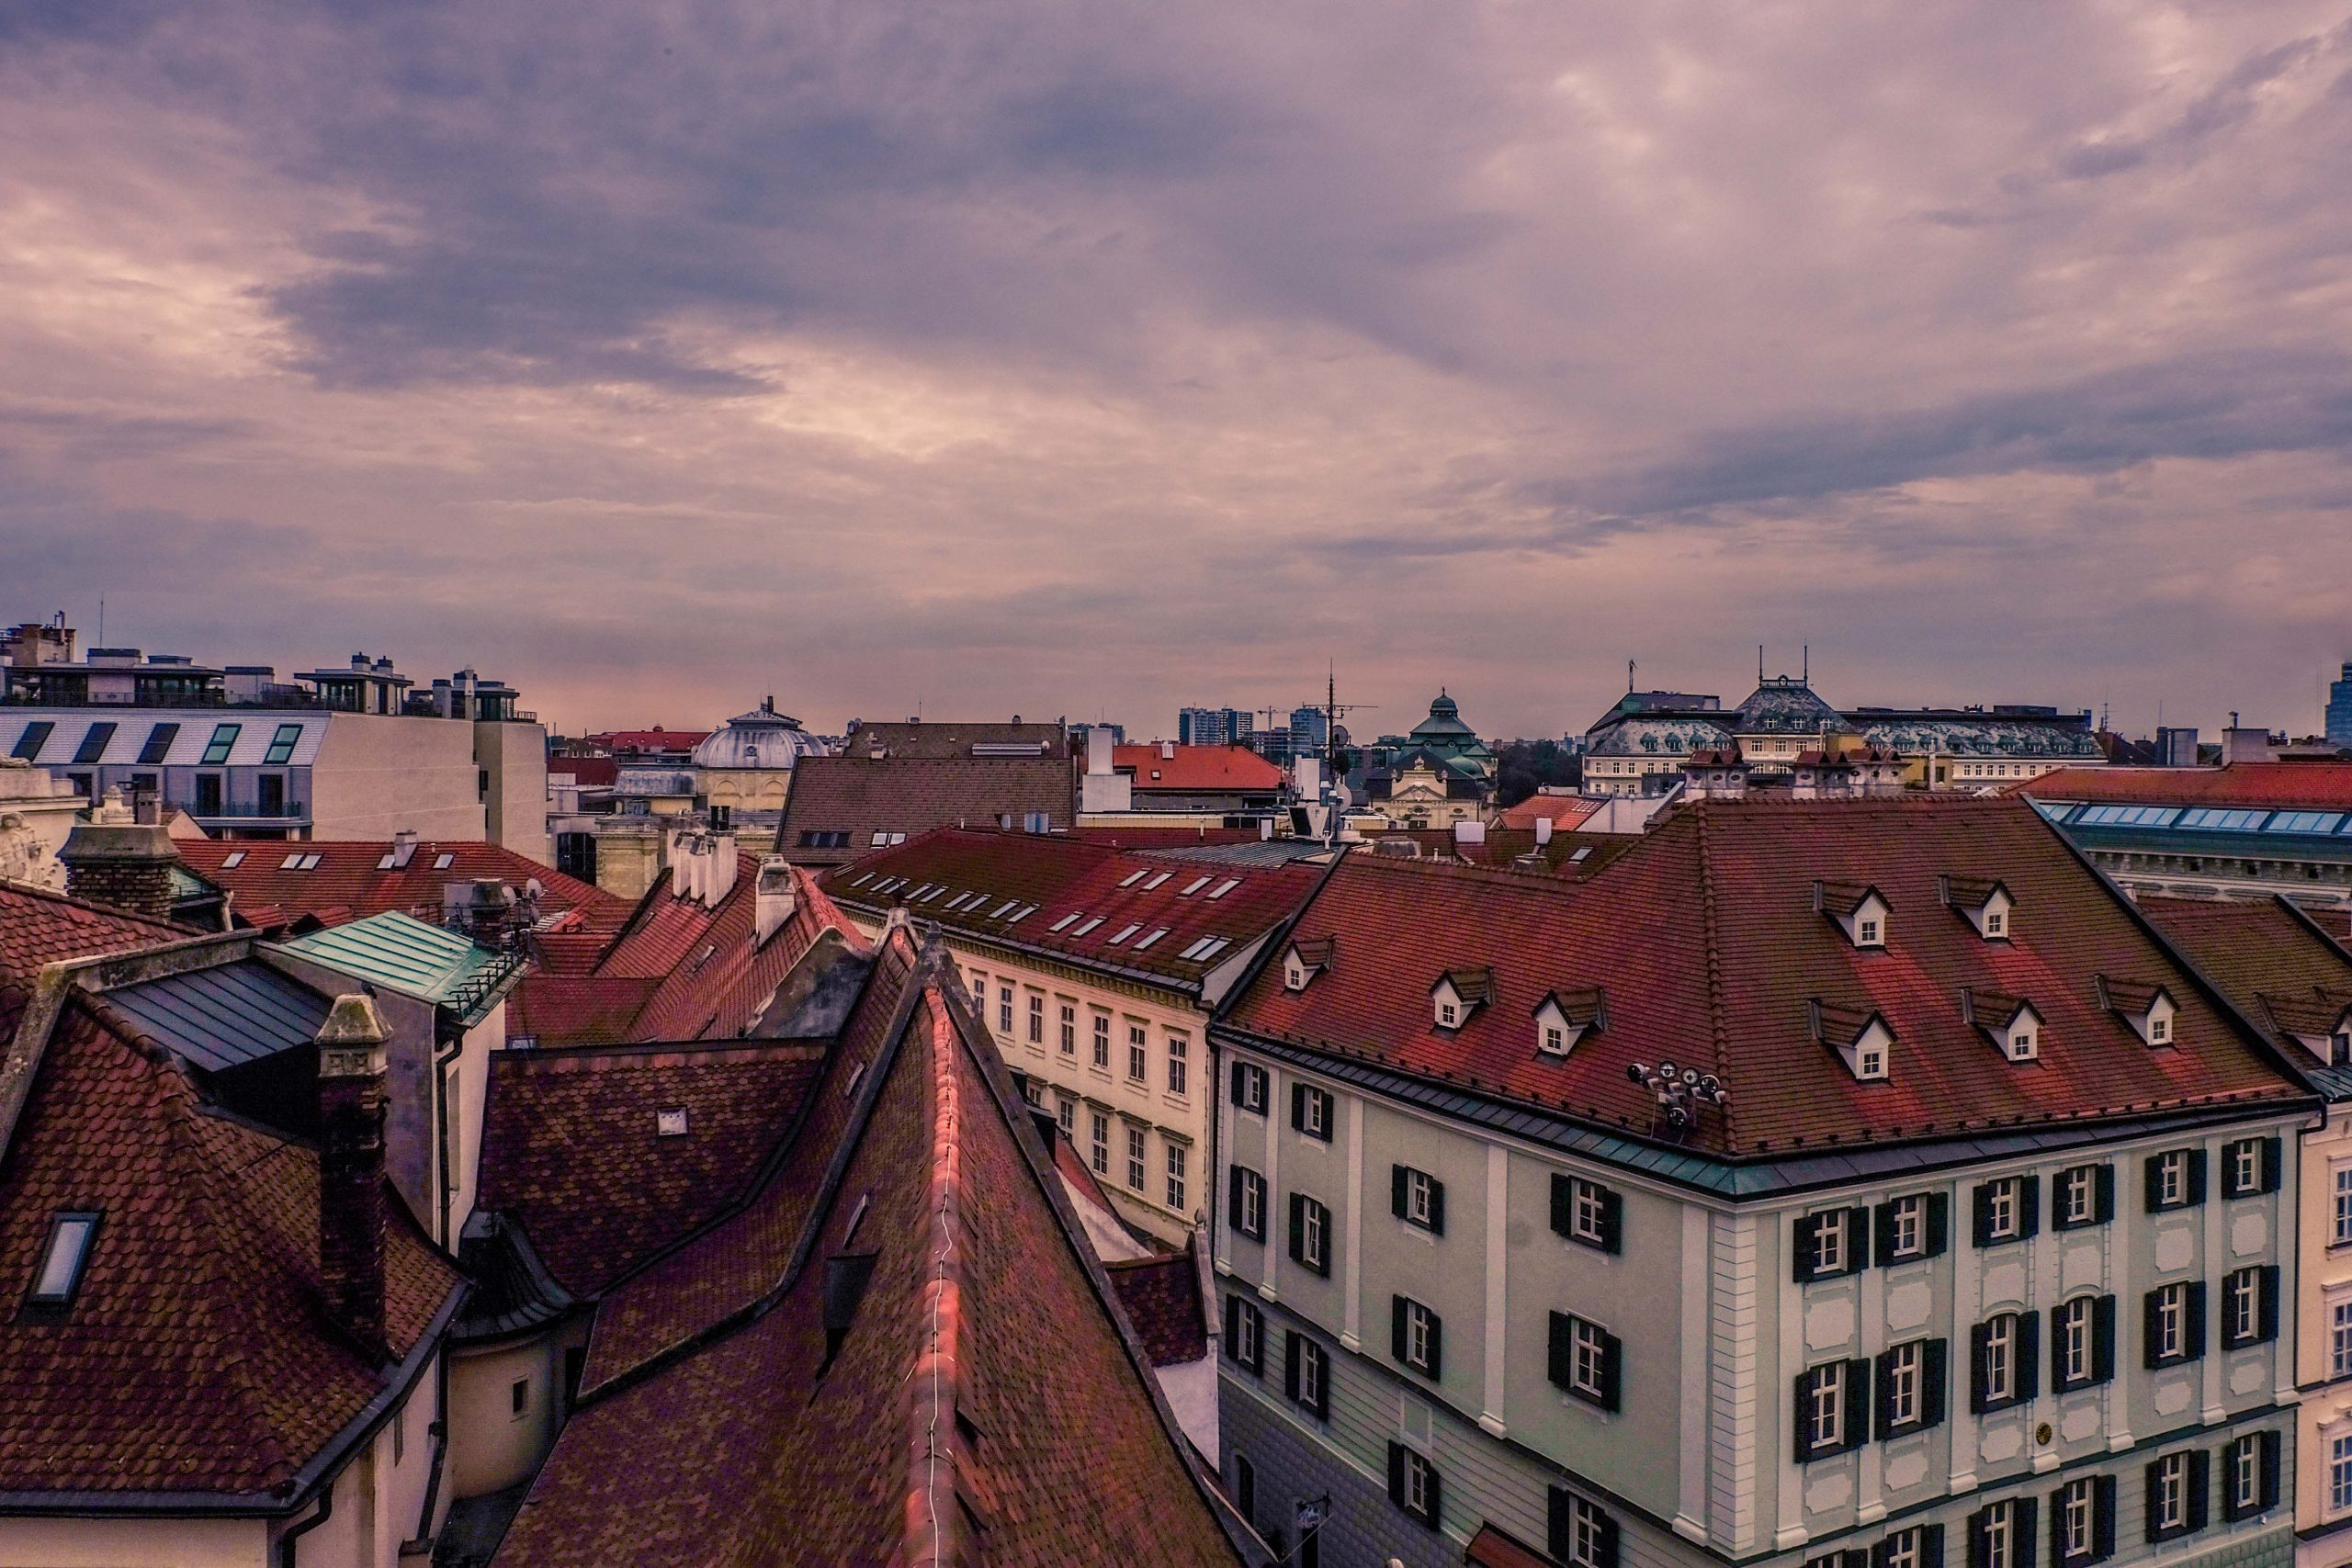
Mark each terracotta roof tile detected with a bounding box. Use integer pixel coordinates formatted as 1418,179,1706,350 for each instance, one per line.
1114,743,1286,793
774,756,1073,866
478,1043,823,1296
1225,797,2305,1159
2020,762,2352,809
503,975,662,1046
0,883,189,977
1104,1248,1208,1367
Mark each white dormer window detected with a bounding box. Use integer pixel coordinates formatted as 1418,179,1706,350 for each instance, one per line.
1858,917,1881,944
1532,990,1604,1058
2007,1021,2037,1061
1544,1023,1566,1054
1431,976,1466,1030
1858,1043,1884,1077
1848,1017,1894,1080
1817,883,1891,950
1984,908,2006,937
2148,1014,2168,1043
1286,958,1308,991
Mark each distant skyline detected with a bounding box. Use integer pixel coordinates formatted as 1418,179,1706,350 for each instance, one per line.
5,2,2350,740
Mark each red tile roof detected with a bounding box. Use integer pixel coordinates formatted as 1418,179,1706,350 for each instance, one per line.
1227,797,2306,1159
0,993,460,1497
584,729,709,754
820,828,1321,989
1358,827,1634,877
0,882,190,976
2139,897,2352,1049
1496,793,1605,830
845,719,1070,760
623,860,849,1043
1069,826,1266,849
495,953,1250,1567
2019,762,2352,809
175,839,630,962
478,1043,824,1296
1114,743,1286,793
773,755,1074,866
504,975,662,1046
1105,1245,1208,1367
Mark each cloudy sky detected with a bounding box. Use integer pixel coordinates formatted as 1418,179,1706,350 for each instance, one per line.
5,0,2351,739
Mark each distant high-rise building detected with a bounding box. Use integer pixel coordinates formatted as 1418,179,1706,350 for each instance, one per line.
2329,663,2352,748
1177,706,1253,748
1288,705,1329,759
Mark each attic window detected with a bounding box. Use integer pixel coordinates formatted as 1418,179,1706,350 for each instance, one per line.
2097,977,2176,1048
1984,909,2006,937
281,852,305,870
917,886,946,902
25,1212,99,1311
1005,905,1038,923
1071,918,1102,937
1533,988,1606,1057
655,1108,689,1137
1177,936,1230,963
377,852,396,870
1815,881,1890,950
220,851,245,870
1119,869,1148,887
1812,1000,1893,1083
1132,928,1170,952
1568,847,1592,863
432,852,454,870
1107,923,1140,945
988,899,1020,919
1180,876,1212,896
1049,912,1083,932
1206,878,1240,899
849,874,876,888
1141,873,1171,891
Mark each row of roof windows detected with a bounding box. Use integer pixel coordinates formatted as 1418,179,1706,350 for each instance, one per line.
6,719,306,768
212,848,458,874
841,864,1254,964
2054,802,2352,836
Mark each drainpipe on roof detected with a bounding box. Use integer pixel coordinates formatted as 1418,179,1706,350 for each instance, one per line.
434,1024,462,1246
276,1478,334,1568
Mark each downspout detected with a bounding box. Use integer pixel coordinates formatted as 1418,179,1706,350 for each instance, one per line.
276,1478,334,1568
433,1021,462,1246
404,1348,452,1552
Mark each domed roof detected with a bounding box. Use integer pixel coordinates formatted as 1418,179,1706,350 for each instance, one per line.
1734,677,1844,735
1411,689,1476,740
692,699,831,771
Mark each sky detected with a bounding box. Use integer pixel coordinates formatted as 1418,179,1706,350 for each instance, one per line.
5,0,2352,741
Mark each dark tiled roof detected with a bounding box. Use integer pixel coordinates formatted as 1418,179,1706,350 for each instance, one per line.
2021,762,2352,809
494,955,1251,1567
478,1043,823,1296
1104,1247,1208,1366
0,883,189,977
773,755,1074,866
2139,897,2352,1100
820,828,1319,990
1224,798,2306,1160
503,975,662,1046
1358,827,1636,876
843,719,1069,760
0,995,460,1497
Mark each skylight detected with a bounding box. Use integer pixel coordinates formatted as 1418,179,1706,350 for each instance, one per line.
1569,847,1591,863
280,852,305,870
1141,873,1171,890
2267,811,2345,835
850,873,876,888
989,899,1021,919
433,852,454,871
1049,912,1083,932
1133,928,1170,952
1177,936,1231,962
1006,905,1038,923
917,886,946,902
1119,869,1149,887
28,1213,98,1307
656,1108,689,1137
1071,918,1102,937
220,851,245,870
1206,878,1240,899
264,722,302,766
2176,807,2265,832
1107,923,1140,944
1180,876,1212,896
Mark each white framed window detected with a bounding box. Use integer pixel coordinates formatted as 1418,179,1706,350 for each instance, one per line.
1883,1527,1925,1568
1571,1179,1609,1247
2335,1434,2352,1514
1229,1296,1262,1370
1984,909,2006,937
1560,1496,1611,1568
1297,1197,1329,1271
2223,1266,2271,1348
1056,1097,1075,1136
1125,1126,1147,1191
2228,1138,2263,1196
1058,1002,1076,1055
1814,1209,1849,1274
1400,1297,1438,1373
1091,1011,1111,1069
1237,1168,1264,1239
2150,1282,2191,1363
2059,1478,2096,1562
2151,1452,2190,1536
1090,1112,1109,1177
1888,1194,1927,1259
2154,1149,2189,1208
1979,1502,2018,1568
2055,1294,2106,1389
1026,992,1044,1044
2229,1434,2263,1517
1165,1143,1187,1211
2335,1165,2352,1245
1570,1318,1608,1400
1804,1362,1848,1452
1167,1033,1188,1097
2148,1013,2167,1043
1406,1168,1435,1228
1127,1022,1148,1083
2058,1164,2103,1228
1859,918,1881,944
1883,1339,1928,1430
997,984,1013,1035
1982,1314,2018,1406
2333,1296,2352,1378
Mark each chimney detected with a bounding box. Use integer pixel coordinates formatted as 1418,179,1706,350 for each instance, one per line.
705,832,739,907
754,856,797,944
58,790,178,919
315,994,390,1362
1087,727,1115,777
1160,739,1175,761
1534,816,1554,845
389,829,419,870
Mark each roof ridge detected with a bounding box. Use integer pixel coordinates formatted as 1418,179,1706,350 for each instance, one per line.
903,989,973,1567
1687,807,1740,1145
0,876,191,931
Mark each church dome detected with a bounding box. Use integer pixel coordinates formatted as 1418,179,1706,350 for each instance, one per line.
692,699,831,771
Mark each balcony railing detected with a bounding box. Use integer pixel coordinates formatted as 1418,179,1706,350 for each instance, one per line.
186,802,311,820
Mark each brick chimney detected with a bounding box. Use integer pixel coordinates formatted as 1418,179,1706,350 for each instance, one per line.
315,993,390,1362
57,788,177,919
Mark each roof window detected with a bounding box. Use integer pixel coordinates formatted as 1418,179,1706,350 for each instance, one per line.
1119,869,1149,887
849,873,876,888
1005,905,1038,923
2096,976,2177,1047
1180,876,1212,896
1939,875,2014,941
9,722,53,761
2075,804,2181,828
1568,846,1592,863
917,886,947,902
199,723,241,765
1533,987,1606,1057
1284,937,1335,991
1132,928,1170,951
1814,881,1889,949
300,853,322,870
25,1212,99,1312
1961,988,2042,1062
220,851,246,870
280,852,305,870
1141,872,1172,891
2267,811,2345,835
1206,878,1241,899
264,723,302,766
1177,936,1230,963
71,722,116,765
2176,807,2264,831
1810,1000,1894,1082
1071,918,1102,937
1430,968,1494,1030
433,852,454,871
1049,912,1083,932
988,899,1020,919
1106,923,1140,945
136,722,179,764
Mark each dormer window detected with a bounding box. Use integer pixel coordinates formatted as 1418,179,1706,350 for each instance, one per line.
1815,881,1889,950
1962,989,2042,1063
1939,875,2014,942
2095,977,2176,1048
1811,1000,1894,1082
1533,987,1606,1058
1284,937,1335,992
1429,968,1493,1032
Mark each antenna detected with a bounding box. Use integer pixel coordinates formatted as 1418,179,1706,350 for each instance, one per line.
1758,645,1765,684
1627,659,1635,695
1803,644,1809,682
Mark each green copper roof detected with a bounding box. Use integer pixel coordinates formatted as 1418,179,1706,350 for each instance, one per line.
277,911,522,1022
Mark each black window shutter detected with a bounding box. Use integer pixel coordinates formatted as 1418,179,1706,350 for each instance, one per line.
1599,1187,1623,1254
1228,1168,1246,1234
2017,1310,2041,1400
1848,1205,1874,1269
2015,1497,2039,1568
1596,1508,1620,1568
1392,1295,1408,1364
1391,1164,1408,1219
1229,1060,1244,1104
1871,1539,1891,1568
1793,1371,1815,1457
1548,1311,1573,1391
1288,1191,1306,1265
2259,1430,2281,1508
1921,1338,1948,1428
1927,1192,1951,1257
2143,1155,2164,1213
1428,1178,1445,1235
2262,1136,2283,1193
1600,1329,1623,1413
2092,1295,2117,1383
1973,1183,1996,1247
2018,1176,2041,1239
1874,1200,1898,1262
1970,1321,1993,1413
1423,1460,1442,1526
1548,1489,1575,1562
2143,1290,2164,1369
2142,1461,2165,1543
1969,1508,1991,1568
1843,1356,1872,1448
1386,1440,1406,1506
2048,1309,2068,1390
1794,1212,1822,1281
2185,1281,2207,1359
2187,1148,2208,1205
1551,1173,1573,1239
2094,1165,2116,1223
2188,1450,2210,1531
1922,1523,1946,1568
1875,1350,1898,1433
1224,1293,1240,1359
1426,1309,1443,1380
2258,1265,2280,1343
1291,1082,1306,1131
2048,1490,2067,1567
1310,1348,1329,1418
2094,1476,2117,1561
1842,1551,1868,1568
1284,1332,1302,1401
